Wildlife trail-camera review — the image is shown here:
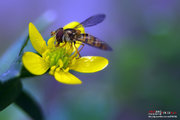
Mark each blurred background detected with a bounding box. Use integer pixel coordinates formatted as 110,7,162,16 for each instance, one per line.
0,0,180,120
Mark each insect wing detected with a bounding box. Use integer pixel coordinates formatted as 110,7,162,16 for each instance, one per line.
74,14,106,29
77,34,112,51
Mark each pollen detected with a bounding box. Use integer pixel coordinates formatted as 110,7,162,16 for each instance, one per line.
42,47,72,71
58,59,63,68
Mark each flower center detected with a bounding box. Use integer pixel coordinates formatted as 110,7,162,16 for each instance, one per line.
43,47,71,69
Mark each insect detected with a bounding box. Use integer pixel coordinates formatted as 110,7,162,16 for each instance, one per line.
51,14,112,56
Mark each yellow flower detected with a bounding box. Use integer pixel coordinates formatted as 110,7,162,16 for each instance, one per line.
22,22,109,85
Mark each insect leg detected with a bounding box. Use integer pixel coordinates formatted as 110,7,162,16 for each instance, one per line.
59,41,67,48
74,41,81,58
55,42,60,47
77,43,85,53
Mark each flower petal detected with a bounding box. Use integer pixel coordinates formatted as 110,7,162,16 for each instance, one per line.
70,56,109,73
47,36,56,49
29,23,47,54
22,52,49,75
63,21,85,33
54,70,82,84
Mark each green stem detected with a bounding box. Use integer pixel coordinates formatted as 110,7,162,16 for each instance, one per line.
15,90,44,120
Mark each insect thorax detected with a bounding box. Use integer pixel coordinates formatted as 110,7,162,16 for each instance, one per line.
62,29,79,43
55,28,81,46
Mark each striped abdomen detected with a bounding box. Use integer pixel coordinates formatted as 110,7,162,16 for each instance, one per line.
77,33,112,51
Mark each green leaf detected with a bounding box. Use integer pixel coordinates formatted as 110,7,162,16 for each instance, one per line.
19,36,29,56
0,34,28,110
0,59,22,83
15,91,44,120
0,78,22,111
0,35,27,75
0,10,56,113
0,10,56,75
0,54,23,111
20,66,35,78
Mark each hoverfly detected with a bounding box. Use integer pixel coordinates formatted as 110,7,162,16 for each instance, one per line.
51,14,112,56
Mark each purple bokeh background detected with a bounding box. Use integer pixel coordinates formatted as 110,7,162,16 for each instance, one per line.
0,0,180,120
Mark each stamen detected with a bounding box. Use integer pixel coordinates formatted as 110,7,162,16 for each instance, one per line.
58,59,63,68
64,67,69,72
49,65,57,75
43,39,81,75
